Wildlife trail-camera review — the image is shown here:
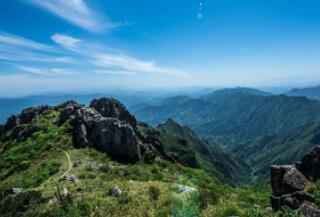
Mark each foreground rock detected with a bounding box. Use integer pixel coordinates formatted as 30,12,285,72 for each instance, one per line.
271,146,320,216
108,187,122,197
57,98,175,163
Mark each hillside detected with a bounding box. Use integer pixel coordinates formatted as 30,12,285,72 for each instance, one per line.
133,88,320,182
156,119,250,185
0,98,273,217
285,85,320,100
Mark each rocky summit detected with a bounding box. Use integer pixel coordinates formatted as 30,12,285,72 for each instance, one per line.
271,145,320,216
2,98,175,164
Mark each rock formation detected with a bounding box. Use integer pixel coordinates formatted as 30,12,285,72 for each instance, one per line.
271,146,320,216
1,98,176,165
3,105,51,141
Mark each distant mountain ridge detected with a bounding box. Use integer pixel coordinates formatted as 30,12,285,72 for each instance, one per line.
133,87,320,182
284,85,320,100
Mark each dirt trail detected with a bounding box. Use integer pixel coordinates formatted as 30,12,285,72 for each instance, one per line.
62,151,72,176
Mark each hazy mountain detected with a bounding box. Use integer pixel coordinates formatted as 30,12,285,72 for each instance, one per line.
284,85,320,100
133,88,320,182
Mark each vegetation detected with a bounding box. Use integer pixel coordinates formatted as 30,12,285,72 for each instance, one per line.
0,107,279,217
133,88,320,183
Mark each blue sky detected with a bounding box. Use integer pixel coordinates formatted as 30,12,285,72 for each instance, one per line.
1,0,320,96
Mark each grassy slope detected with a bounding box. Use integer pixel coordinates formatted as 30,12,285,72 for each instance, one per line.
0,108,274,217
156,119,251,185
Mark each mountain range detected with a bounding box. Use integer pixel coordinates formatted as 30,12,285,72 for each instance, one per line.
132,87,320,183
284,85,320,100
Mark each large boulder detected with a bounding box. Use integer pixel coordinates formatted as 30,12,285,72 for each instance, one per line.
301,203,320,217
282,167,309,194
90,118,141,162
270,165,292,196
58,102,142,163
0,125,4,137
271,146,320,216
90,98,137,130
296,145,320,181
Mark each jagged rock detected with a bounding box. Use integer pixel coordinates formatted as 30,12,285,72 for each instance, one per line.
3,105,50,136
0,125,4,137
283,167,309,194
109,187,122,197
60,174,79,184
271,146,320,216
57,101,81,124
9,125,41,141
4,115,19,131
90,118,141,162
19,106,49,124
301,203,320,217
59,102,142,163
296,146,320,181
270,165,293,196
90,98,137,131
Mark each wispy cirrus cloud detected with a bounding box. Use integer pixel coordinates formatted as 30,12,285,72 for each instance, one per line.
0,32,75,64
95,69,137,76
18,66,76,76
27,0,118,32
0,32,55,51
52,33,187,76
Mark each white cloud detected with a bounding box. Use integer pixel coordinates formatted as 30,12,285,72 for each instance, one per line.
95,69,137,76
28,0,117,32
18,66,51,76
51,34,81,50
0,32,76,64
52,33,187,76
0,32,55,51
18,66,76,76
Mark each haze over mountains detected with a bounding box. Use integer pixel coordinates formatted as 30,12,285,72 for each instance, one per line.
1,84,320,184
132,86,320,183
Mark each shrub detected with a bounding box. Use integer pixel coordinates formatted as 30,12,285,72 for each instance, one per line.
149,185,161,201
199,188,219,209
143,150,156,163
118,192,132,205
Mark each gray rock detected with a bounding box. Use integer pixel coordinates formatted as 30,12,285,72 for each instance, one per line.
61,174,79,184
90,98,137,131
301,203,320,217
270,165,292,196
271,146,320,215
109,187,122,197
283,167,309,194
296,146,320,181
90,118,141,162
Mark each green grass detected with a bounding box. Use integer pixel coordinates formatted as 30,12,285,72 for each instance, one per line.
0,108,278,217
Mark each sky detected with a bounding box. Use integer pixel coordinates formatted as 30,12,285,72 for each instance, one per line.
1,0,320,96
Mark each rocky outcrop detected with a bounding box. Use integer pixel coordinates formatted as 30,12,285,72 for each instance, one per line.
271,146,320,216
57,100,142,163
1,97,174,165
296,146,320,181
90,98,137,131
3,105,51,141
56,98,175,163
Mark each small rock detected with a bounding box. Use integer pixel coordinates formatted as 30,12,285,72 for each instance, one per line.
60,174,79,184
109,187,122,197
174,184,197,194
300,203,320,217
